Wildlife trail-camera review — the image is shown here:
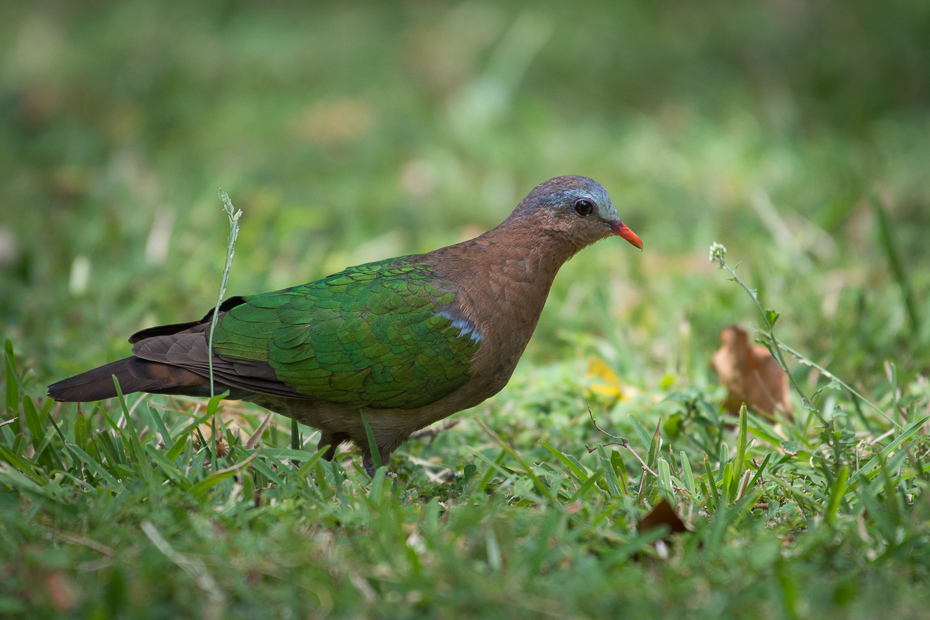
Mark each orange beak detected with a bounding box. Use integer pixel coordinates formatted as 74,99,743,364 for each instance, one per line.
609,221,643,250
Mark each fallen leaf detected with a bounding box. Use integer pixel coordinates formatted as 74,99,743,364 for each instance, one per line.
638,498,690,538
711,325,792,419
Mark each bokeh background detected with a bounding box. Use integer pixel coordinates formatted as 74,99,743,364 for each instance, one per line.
1,0,929,391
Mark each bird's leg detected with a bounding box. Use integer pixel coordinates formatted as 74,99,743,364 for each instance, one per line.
361,445,391,478
318,432,349,461
362,456,376,478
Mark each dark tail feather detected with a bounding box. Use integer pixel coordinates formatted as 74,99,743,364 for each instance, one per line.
48,357,209,402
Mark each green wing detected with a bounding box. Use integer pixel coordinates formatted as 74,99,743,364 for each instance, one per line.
210,258,482,409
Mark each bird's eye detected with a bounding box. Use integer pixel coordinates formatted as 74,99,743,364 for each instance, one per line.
574,199,594,217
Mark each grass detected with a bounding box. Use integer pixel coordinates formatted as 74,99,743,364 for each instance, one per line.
2,288,929,618
2,1,930,618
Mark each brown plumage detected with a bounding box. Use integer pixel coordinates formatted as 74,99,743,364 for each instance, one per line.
49,175,642,473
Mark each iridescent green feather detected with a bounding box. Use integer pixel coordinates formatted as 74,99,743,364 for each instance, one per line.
210,257,481,409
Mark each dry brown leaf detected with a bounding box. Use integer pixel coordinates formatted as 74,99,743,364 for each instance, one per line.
637,498,690,538
711,325,792,419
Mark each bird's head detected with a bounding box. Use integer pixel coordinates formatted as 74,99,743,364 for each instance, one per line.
507,175,643,250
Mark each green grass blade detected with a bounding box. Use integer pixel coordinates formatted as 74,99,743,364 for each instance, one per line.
188,448,261,498
175,410,216,439
872,196,919,332
856,415,930,480
0,443,46,482
705,453,721,510
887,361,899,424
31,425,60,467
724,462,737,502
94,404,121,434
596,444,622,497
359,410,381,473
205,390,228,470
92,431,128,477
47,416,74,471
0,469,65,503
368,466,388,505
657,457,673,500
474,418,554,503
735,403,748,476
646,419,661,469
540,441,588,482
776,341,900,428
10,434,26,458
166,434,189,462
475,449,508,492
628,414,651,449
248,454,284,487
746,452,772,491
290,418,301,450
24,396,59,469
717,443,729,484
112,376,151,483
826,465,849,524
570,469,605,502
22,395,44,450
147,405,174,446
295,446,330,479
145,445,191,489
680,451,695,497
73,411,88,450
66,443,122,488
747,425,782,447
4,340,21,415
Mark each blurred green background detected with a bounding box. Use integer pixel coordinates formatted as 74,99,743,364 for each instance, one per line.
1,0,928,392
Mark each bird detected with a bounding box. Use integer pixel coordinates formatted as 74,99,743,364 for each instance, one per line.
49,175,643,475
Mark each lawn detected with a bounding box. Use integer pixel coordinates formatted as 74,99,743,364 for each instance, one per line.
1,2,929,618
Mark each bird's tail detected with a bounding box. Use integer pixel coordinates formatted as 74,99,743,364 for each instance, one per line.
48,357,208,402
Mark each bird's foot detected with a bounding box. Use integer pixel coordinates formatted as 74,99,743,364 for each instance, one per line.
363,460,376,478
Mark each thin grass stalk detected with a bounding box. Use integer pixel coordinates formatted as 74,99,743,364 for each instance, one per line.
207,190,242,469
709,243,843,465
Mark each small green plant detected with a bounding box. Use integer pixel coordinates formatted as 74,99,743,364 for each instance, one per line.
708,242,903,471
207,191,243,468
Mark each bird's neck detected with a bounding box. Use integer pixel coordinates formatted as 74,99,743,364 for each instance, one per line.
430,220,585,299
481,221,584,281
424,220,585,384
